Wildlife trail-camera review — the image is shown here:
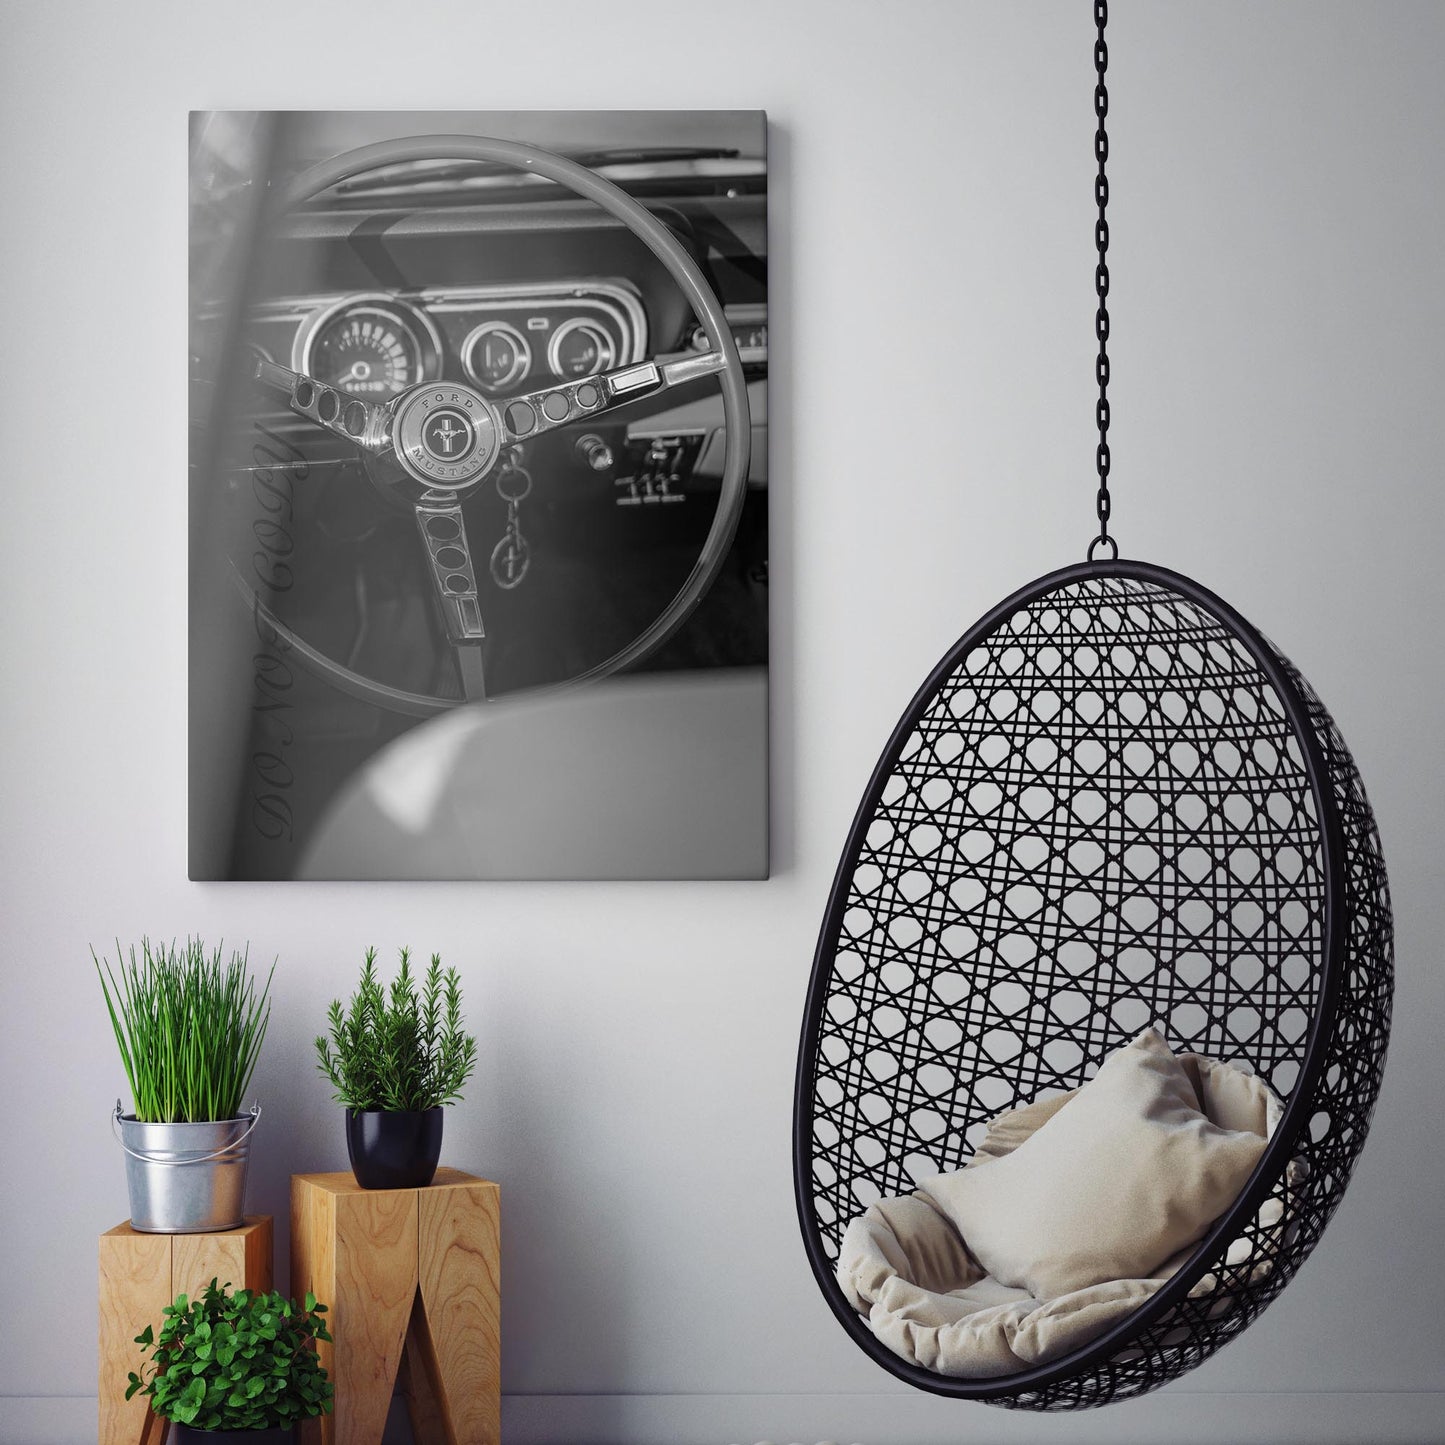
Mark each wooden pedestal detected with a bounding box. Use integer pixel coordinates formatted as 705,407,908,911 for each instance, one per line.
99,1216,273,1445
291,1169,500,1445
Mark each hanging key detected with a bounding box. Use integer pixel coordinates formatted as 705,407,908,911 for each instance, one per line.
490,460,532,589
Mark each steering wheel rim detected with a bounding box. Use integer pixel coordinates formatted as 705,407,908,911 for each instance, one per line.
234,132,752,715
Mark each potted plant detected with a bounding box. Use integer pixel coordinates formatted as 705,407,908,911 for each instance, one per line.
97,938,273,1233
126,1277,332,1442
315,948,477,1189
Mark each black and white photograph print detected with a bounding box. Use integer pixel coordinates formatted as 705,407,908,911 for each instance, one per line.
189,110,769,881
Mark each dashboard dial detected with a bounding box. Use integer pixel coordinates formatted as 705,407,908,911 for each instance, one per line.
462,321,531,394
547,318,614,381
296,297,439,401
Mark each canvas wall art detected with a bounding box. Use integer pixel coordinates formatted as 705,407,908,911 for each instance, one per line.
189,110,768,880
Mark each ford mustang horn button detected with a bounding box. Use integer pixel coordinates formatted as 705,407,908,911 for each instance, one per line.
392,385,499,488
423,409,477,462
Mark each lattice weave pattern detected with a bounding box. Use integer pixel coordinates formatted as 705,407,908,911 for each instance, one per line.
798,570,1392,1408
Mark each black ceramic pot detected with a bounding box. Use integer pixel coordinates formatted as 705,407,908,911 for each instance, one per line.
346,1107,444,1189
171,1426,294,1445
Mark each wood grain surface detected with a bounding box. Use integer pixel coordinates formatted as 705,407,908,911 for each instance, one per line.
99,1217,273,1445
419,1177,501,1445
292,1171,499,1445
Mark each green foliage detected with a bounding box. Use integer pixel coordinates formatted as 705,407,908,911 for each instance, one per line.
126,1278,332,1430
96,938,273,1123
314,947,478,1112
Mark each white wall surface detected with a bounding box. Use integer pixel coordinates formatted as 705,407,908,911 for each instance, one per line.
1,2,1442,1442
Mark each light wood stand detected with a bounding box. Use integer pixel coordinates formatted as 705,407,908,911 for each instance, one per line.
99,1216,273,1445
291,1169,500,1445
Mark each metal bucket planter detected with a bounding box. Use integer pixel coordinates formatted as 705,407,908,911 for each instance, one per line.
113,1102,260,1233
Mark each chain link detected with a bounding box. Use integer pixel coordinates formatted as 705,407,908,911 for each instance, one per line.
1088,0,1117,562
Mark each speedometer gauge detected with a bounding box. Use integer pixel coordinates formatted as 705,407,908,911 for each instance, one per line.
295,296,440,401
312,309,415,396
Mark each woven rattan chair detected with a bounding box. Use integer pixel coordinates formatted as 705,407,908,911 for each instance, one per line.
793,559,1393,1409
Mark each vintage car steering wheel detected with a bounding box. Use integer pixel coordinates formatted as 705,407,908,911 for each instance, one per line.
241,134,751,714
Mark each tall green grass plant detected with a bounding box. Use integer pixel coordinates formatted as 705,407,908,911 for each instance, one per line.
96,939,273,1122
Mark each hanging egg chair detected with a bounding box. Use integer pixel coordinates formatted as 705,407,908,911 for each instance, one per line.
793,558,1393,1408
792,6,1393,1412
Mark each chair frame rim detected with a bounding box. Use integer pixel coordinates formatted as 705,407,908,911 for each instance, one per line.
792,556,1348,1401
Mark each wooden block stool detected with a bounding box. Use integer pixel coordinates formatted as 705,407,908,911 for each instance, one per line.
291,1169,500,1445
99,1215,273,1445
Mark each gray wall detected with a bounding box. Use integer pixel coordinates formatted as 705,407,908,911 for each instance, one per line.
1,3,1441,1442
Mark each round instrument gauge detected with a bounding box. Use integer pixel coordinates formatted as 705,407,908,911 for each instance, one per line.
295,296,440,401
462,321,531,394
547,318,614,381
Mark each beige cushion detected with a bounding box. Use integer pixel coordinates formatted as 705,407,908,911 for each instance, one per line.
920,1029,1268,1299
837,1037,1290,1378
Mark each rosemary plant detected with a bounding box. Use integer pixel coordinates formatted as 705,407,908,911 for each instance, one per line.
315,948,477,1112
95,939,273,1123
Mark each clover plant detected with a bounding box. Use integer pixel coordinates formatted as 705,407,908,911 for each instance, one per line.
126,1278,332,1430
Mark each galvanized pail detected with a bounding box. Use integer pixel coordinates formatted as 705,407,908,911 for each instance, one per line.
113,1102,260,1233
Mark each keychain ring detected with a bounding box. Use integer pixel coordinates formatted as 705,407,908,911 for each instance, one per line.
497,465,532,503
490,533,531,590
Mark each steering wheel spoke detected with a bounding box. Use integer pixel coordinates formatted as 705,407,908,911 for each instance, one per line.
253,357,393,454
414,498,487,649
498,350,727,445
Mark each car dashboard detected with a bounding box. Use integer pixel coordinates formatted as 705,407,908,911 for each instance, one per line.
229,188,768,508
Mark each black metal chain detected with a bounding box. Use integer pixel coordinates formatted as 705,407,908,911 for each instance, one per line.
1088,0,1117,562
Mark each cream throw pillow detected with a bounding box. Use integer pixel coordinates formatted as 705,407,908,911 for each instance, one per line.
923,1028,1267,1299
